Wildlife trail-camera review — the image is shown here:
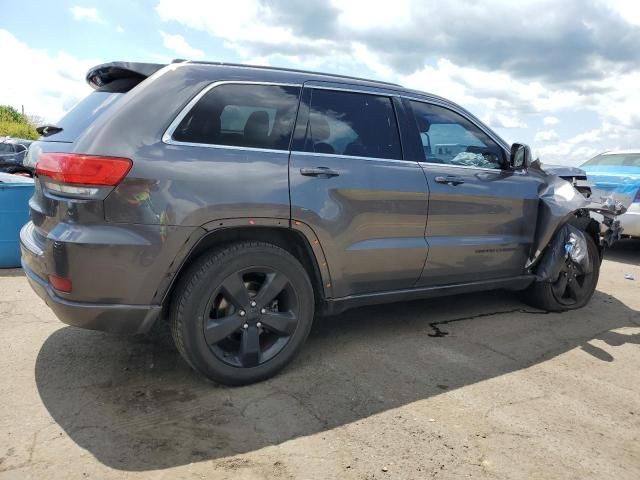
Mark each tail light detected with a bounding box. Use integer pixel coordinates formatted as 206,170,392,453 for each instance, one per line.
36,153,132,197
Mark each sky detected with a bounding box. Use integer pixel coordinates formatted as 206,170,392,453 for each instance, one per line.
1,0,640,165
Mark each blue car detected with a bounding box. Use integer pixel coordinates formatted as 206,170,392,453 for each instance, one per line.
581,151,640,238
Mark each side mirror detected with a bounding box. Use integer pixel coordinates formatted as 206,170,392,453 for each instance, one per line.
510,143,532,169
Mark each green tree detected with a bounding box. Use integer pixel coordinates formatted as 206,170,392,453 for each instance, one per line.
0,105,39,140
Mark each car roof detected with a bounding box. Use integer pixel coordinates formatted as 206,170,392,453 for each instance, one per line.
0,137,32,146
88,59,455,100
186,60,404,89
601,150,640,155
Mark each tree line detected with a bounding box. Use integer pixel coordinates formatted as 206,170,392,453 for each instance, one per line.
0,105,40,140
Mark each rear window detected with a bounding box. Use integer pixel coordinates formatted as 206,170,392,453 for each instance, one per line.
172,84,301,150
583,154,640,167
43,91,122,142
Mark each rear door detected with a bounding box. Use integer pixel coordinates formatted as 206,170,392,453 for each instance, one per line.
403,99,542,286
289,83,429,298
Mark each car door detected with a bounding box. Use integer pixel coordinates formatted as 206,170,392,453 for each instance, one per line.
403,99,543,287
289,83,429,298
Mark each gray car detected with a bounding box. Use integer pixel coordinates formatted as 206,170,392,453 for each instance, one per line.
0,138,33,176
20,61,620,385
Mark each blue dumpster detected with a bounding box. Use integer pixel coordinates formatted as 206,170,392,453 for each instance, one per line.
0,173,34,268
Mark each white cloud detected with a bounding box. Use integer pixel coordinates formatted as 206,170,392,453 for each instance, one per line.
69,6,106,24
159,31,205,59
154,0,640,166
607,0,640,26
0,30,96,123
535,129,559,142
485,112,528,129
116,25,124,33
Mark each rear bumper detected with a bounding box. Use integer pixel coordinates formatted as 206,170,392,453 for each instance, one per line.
620,204,640,237
21,258,161,334
20,222,162,334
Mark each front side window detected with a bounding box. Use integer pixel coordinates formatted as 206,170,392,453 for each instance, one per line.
409,101,504,169
303,89,402,160
173,84,301,150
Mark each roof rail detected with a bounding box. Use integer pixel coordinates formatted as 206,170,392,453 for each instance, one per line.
180,59,403,88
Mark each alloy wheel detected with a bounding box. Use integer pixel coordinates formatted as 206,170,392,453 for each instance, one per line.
203,267,300,368
551,257,594,306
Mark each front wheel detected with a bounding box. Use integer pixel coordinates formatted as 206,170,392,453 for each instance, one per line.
523,233,600,311
170,241,314,385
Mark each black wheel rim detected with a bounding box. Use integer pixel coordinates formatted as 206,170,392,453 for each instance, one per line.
203,267,299,368
551,257,594,306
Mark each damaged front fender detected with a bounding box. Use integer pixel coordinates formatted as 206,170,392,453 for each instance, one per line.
527,161,627,275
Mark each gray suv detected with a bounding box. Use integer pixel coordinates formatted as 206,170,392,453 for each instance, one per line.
20,61,616,385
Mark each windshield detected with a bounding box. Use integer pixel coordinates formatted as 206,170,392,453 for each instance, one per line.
582,153,640,167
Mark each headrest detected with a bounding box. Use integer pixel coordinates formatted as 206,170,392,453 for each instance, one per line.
244,111,270,140
416,114,431,133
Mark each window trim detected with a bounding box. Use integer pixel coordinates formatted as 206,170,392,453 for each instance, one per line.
292,150,416,166
162,80,303,153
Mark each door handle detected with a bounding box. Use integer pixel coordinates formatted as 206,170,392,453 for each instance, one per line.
434,175,465,186
300,167,340,178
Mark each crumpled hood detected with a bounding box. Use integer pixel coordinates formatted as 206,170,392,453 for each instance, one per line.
542,164,588,179
526,161,626,267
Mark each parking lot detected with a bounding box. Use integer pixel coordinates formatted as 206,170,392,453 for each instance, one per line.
0,239,638,479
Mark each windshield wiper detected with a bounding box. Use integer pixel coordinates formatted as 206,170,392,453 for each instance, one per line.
36,125,64,137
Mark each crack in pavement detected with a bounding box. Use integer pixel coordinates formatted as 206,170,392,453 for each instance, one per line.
427,308,549,338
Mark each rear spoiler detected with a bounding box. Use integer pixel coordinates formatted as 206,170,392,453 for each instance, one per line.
86,62,167,90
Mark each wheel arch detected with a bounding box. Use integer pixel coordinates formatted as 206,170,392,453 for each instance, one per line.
159,220,332,317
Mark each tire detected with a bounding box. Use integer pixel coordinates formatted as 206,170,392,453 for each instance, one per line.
523,233,600,312
170,241,314,385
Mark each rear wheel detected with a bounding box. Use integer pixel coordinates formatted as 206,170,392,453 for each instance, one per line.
170,241,314,385
523,233,600,311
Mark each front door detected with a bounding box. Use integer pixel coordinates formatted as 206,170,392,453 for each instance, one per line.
289,84,429,298
404,100,543,286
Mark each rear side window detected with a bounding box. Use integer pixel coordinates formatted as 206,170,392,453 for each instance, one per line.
302,89,402,160
172,84,301,150
409,101,505,169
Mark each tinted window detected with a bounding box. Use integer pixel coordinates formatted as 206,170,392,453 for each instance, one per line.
409,101,504,169
47,91,123,142
303,89,402,160
0,144,15,153
173,84,301,150
583,154,640,167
